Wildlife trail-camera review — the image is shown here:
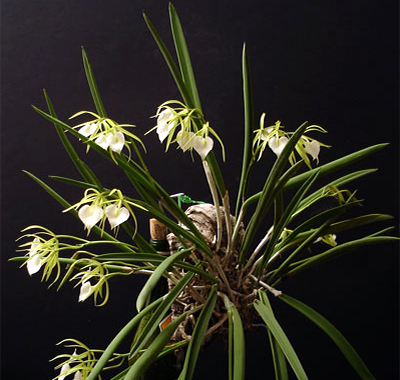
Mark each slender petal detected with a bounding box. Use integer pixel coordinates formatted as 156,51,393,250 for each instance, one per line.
79,280,93,302
78,205,104,230
106,132,125,154
192,135,214,160
104,204,130,229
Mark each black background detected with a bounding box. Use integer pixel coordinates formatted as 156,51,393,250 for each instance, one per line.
1,0,398,379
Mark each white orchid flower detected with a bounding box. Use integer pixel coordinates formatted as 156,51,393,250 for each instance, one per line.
94,134,109,150
58,362,71,380
304,139,321,162
156,108,175,142
106,131,125,154
192,135,214,160
79,280,93,302
176,130,195,152
26,237,43,276
78,123,97,137
104,204,130,229
73,371,83,380
268,136,289,156
78,205,104,231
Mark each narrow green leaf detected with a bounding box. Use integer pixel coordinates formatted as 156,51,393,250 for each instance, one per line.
284,236,399,279
235,43,254,217
254,292,309,380
284,144,388,192
125,311,188,380
279,294,377,380
257,170,320,274
143,12,193,106
43,90,103,188
129,270,195,359
268,330,289,380
136,248,193,312
178,286,218,380
169,3,201,109
86,298,163,380
81,47,107,117
240,122,309,263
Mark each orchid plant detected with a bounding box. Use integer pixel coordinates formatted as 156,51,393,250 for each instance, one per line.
11,4,397,380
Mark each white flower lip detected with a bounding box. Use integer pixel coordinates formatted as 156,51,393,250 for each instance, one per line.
268,136,288,156
27,237,43,275
156,108,175,142
106,131,125,154
78,123,97,137
192,135,214,160
304,139,320,161
176,130,195,152
78,280,93,302
94,134,109,150
78,205,104,230
58,362,71,380
105,204,130,229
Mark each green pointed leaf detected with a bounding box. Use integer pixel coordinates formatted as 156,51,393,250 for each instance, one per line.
86,298,163,380
125,311,188,380
240,122,309,263
235,43,254,217
129,270,195,359
169,3,201,109
279,294,377,380
284,144,388,192
178,286,218,380
136,248,193,312
143,12,192,106
254,292,309,380
81,47,107,117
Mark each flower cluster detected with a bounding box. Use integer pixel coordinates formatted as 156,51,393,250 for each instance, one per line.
65,188,145,234
253,113,329,168
18,226,61,282
149,100,225,160
71,111,144,157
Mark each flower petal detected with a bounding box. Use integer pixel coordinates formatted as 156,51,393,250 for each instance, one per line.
94,134,109,150
79,281,93,302
105,204,130,229
268,136,288,156
304,140,320,161
78,123,97,137
78,205,104,230
192,136,214,160
106,132,125,154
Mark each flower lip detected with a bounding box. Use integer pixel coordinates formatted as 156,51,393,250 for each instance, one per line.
105,204,130,229
78,205,104,231
192,135,214,160
78,280,93,302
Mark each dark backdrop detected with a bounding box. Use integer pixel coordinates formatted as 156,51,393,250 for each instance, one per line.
1,1,398,379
